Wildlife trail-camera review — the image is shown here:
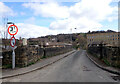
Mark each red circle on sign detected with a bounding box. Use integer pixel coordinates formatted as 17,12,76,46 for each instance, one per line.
10,36,16,47
8,25,18,35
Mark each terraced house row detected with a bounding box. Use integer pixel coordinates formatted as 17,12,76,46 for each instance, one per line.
87,30,120,47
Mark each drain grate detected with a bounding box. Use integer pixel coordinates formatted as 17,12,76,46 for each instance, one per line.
111,76,120,81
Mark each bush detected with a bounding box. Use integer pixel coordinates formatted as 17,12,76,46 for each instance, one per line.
2,64,12,69
28,62,35,66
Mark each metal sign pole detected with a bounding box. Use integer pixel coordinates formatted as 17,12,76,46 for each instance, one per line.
12,48,15,69
8,24,18,69
11,46,17,69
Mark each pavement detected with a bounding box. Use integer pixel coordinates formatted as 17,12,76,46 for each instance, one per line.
2,50,120,82
86,52,120,75
1,50,76,79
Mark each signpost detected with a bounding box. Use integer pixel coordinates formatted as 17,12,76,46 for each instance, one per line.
8,24,18,69
10,36,16,47
8,25,18,35
10,36,16,69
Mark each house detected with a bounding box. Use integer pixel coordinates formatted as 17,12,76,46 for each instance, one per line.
87,30,120,47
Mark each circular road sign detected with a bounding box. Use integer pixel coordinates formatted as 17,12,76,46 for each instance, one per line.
8,25,18,35
10,36,16,47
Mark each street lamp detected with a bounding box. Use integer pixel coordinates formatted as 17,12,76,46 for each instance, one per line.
70,28,72,44
70,28,77,49
7,22,14,25
70,28,77,45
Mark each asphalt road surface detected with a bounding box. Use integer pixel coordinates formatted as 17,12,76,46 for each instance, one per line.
2,50,119,82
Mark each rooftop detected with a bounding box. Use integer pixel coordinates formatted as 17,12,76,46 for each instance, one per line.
87,30,117,34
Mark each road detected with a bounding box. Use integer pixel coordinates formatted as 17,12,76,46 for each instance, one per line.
2,50,119,82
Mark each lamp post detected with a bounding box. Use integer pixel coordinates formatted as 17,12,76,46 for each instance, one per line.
70,28,72,44
70,28,77,46
74,28,77,36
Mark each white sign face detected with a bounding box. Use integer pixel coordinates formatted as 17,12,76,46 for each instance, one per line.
8,25,18,35
10,26,16,34
10,37,16,47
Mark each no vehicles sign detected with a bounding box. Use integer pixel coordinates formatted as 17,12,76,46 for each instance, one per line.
8,25,18,35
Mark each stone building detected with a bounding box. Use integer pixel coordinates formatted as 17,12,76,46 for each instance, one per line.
87,31,120,47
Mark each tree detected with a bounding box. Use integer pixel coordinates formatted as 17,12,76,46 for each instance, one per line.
74,34,87,49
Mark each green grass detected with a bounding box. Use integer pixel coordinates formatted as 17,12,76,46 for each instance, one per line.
102,58,110,66
27,62,35,66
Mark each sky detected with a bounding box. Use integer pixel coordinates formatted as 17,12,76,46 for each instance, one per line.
0,0,118,38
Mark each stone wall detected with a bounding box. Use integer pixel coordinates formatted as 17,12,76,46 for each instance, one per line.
88,46,120,67
44,46,72,58
15,45,44,67
2,45,72,68
2,50,12,65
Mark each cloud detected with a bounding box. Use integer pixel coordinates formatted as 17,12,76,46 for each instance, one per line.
20,12,26,16
24,17,35,24
69,0,114,21
50,0,116,32
107,6,118,22
22,0,117,33
15,22,74,38
50,17,102,33
0,2,14,17
14,0,117,38
22,0,116,21
15,23,59,38
23,2,69,19
0,2,15,38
